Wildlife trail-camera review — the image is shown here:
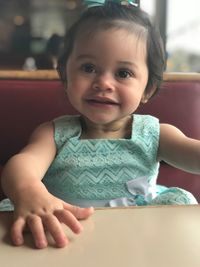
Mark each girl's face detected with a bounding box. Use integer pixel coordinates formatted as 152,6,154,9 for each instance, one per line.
66,28,148,127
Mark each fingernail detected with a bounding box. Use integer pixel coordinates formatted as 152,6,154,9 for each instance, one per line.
76,223,83,234
14,237,23,245
36,240,47,249
57,237,69,248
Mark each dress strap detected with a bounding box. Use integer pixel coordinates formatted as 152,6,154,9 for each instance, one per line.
53,115,82,150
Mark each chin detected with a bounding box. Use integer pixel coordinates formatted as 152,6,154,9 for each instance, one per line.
85,115,116,125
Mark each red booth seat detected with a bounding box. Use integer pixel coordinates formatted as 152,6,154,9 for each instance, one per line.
0,71,200,201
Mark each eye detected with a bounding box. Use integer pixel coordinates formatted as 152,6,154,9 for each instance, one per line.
116,69,133,79
81,63,96,73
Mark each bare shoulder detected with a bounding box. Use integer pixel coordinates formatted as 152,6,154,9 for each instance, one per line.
158,123,187,160
29,121,54,142
160,123,185,140
21,121,56,157
158,123,179,155
158,123,200,172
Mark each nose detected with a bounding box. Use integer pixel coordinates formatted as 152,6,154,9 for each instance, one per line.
92,72,115,92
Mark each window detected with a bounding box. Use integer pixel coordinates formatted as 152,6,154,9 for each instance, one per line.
142,0,200,72
0,0,199,72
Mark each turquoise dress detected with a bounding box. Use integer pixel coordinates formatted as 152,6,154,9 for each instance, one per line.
0,114,197,211
42,114,197,207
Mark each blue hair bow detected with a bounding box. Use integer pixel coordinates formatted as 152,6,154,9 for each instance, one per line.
84,0,139,8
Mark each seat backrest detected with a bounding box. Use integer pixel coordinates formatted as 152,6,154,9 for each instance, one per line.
0,78,76,164
137,79,200,139
0,71,200,201
0,71,200,164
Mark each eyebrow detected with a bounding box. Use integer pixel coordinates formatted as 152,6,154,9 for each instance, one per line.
76,54,95,61
117,61,138,68
76,55,138,68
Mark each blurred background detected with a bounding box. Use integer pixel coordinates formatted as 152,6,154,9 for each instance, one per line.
0,0,199,72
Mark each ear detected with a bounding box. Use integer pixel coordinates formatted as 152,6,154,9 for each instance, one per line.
141,94,149,104
141,85,157,104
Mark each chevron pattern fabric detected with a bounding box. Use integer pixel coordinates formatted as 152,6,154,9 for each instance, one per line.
43,114,160,204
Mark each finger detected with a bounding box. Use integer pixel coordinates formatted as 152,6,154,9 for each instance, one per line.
26,215,48,249
11,217,26,246
54,209,83,234
42,214,68,248
62,203,94,220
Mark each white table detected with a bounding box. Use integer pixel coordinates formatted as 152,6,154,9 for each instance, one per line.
1,205,200,267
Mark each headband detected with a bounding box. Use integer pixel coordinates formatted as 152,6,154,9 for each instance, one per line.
84,0,139,8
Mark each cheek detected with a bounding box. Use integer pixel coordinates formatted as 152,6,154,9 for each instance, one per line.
66,61,79,86
67,68,87,87
66,79,85,104
66,88,79,109
118,89,144,115
121,88,144,108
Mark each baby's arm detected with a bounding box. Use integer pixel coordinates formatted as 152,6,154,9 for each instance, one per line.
1,122,93,249
158,123,200,173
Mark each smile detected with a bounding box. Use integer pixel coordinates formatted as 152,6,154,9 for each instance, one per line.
86,97,119,107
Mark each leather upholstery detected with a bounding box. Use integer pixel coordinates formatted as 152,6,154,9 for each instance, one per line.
0,78,200,201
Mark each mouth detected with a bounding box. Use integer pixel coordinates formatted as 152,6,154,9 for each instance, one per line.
86,97,119,106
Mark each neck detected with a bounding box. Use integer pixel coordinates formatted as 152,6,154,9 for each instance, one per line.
80,116,132,139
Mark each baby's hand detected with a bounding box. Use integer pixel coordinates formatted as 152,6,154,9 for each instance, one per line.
11,187,94,249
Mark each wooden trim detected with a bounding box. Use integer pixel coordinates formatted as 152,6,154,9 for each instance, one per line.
0,70,200,81
164,72,200,81
0,70,59,80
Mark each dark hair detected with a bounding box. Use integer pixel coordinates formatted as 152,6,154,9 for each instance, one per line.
57,2,166,97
